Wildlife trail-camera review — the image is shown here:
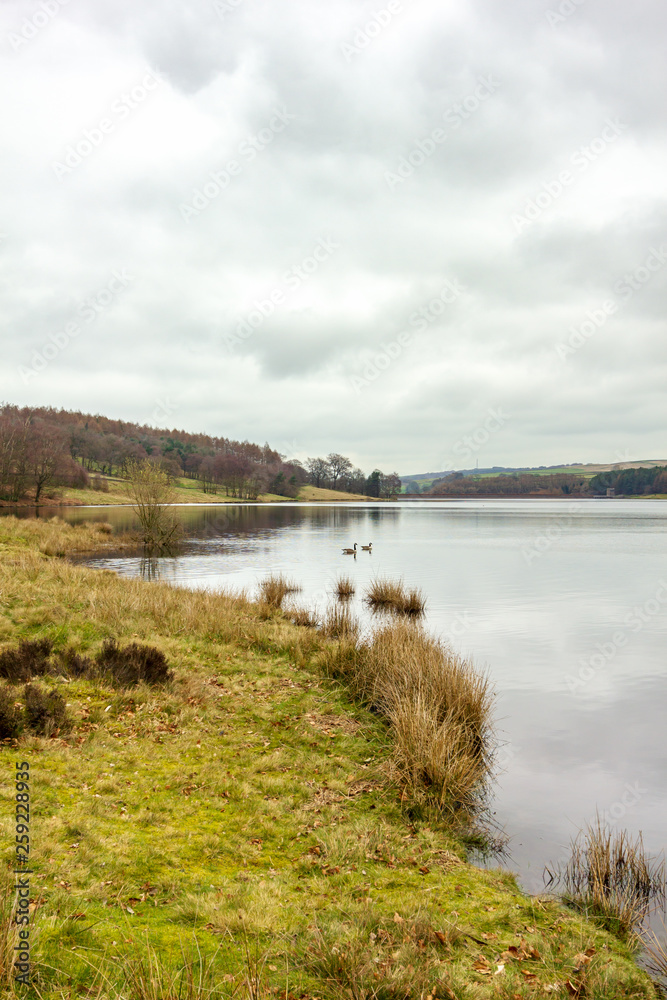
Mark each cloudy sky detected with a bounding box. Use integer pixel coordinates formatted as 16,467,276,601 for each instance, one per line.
1,0,666,475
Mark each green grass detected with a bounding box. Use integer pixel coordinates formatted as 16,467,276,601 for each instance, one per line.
0,517,657,998
11,478,370,508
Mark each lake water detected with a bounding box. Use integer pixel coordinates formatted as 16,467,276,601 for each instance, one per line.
6,499,667,909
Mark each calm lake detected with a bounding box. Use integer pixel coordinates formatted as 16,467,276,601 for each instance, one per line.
7,499,667,904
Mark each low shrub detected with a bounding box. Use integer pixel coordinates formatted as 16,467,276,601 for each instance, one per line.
23,683,70,736
0,684,23,739
94,638,173,687
0,638,53,682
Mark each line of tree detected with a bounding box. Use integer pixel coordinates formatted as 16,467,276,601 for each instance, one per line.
427,471,590,497
305,454,401,497
589,466,667,496
0,412,88,502
0,404,400,503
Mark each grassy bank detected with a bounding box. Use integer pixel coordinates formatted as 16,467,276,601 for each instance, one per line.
0,518,656,998
3,479,375,508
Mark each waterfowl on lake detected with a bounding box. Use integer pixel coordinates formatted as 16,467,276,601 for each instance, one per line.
361,542,372,551
342,543,357,554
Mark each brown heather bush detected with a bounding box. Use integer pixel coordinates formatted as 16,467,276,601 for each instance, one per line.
257,574,301,609
94,638,173,687
0,638,53,682
23,682,70,736
0,638,172,689
0,684,22,739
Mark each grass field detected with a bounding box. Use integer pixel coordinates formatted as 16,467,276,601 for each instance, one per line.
0,517,657,998
4,479,371,508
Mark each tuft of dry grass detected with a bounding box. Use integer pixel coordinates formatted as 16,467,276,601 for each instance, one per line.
640,918,667,990
319,603,361,642
364,578,426,616
286,604,320,628
321,619,493,819
545,816,666,942
364,577,404,609
257,574,302,609
333,575,356,599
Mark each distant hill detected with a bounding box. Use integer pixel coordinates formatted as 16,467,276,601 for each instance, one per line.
401,460,667,491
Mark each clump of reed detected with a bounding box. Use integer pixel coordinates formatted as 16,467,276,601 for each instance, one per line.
364,577,426,616
257,574,302,610
545,816,666,942
320,618,493,819
287,605,320,628
333,575,355,599
320,603,360,642
640,919,667,988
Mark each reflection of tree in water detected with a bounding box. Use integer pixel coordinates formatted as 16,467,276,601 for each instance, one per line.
139,555,161,581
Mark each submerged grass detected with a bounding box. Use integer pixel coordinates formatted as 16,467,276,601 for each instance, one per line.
364,578,426,616
0,515,659,999
545,816,666,943
333,575,355,600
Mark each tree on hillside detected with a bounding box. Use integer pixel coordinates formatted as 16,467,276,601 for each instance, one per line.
326,453,353,489
306,457,330,488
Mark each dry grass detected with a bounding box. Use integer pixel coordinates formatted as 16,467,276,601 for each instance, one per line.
0,514,131,558
546,816,666,942
257,574,302,609
364,578,426,616
286,604,320,628
333,575,356,599
364,577,404,609
640,918,667,991
321,619,493,820
319,603,361,641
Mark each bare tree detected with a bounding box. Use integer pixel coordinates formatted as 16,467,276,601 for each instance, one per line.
326,453,353,489
125,459,182,551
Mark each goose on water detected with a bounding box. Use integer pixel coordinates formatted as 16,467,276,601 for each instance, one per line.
342,542,357,554
361,542,372,551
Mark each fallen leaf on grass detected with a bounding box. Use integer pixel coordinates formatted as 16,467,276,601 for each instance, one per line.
473,956,492,975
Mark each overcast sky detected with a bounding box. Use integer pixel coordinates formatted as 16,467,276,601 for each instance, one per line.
1,0,666,475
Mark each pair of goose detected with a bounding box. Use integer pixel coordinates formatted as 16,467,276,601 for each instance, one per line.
342,542,372,554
